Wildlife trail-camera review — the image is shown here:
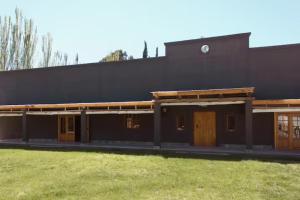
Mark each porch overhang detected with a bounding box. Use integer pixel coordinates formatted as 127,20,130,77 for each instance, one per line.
253,99,300,113
151,87,255,99
0,101,154,116
160,99,246,106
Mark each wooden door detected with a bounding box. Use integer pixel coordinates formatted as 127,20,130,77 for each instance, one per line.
291,114,300,149
194,112,216,146
58,116,75,142
275,113,300,150
275,114,289,150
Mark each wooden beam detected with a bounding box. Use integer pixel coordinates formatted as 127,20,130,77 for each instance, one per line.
158,97,252,104
253,107,300,113
0,101,154,111
253,99,300,106
161,101,245,106
26,111,81,115
86,110,154,115
152,87,255,98
0,113,23,117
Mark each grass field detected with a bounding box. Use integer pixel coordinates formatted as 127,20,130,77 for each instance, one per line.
0,149,299,200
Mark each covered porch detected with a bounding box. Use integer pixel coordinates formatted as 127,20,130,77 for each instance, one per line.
0,87,259,150
152,87,255,149
0,101,155,144
253,99,300,151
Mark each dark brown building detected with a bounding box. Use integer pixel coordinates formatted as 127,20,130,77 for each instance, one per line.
0,32,300,151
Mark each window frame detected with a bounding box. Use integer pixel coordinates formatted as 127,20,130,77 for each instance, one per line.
176,114,185,131
125,115,140,129
226,113,236,132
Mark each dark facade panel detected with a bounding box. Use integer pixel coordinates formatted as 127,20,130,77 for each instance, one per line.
0,58,167,105
249,45,300,99
161,105,246,145
0,33,300,106
27,115,58,139
0,117,22,139
90,114,154,142
253,113,274,146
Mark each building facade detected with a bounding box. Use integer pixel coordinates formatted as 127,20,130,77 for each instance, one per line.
0,32,300,151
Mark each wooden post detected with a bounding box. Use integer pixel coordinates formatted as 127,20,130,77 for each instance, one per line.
245,99,253,149
154,101,161,147
81,109,88,143
22,110,28,142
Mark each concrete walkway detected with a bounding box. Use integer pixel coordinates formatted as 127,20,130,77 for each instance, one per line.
0,140,300,160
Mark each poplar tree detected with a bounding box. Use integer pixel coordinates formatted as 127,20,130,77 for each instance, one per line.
41,33,53,67
143,41,148,58
9,8,22,70
0,16,11,70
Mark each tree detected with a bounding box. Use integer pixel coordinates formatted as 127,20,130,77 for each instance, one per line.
63,53,68,65
101,50,128,62
74,53,79,64
155,47,158,57
51,51,63,66
21,18,37,69
0,16,11,70
41,32,52,67
0,7,74,70
9,8,22,70
143,41,148,58
128,55,134,60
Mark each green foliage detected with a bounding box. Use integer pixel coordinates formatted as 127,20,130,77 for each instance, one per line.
41,33,53,67
0,149,300,200
0,7,76,70
101,50,128,62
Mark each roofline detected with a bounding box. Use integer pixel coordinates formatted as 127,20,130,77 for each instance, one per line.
0,56,167,74
250,43,300,51
164,32,251,46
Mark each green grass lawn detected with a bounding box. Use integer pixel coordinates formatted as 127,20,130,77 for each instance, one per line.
0,149,299,200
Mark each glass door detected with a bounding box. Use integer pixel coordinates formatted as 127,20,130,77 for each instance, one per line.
276,114,289,150
292,115,300,149
275,113,300,150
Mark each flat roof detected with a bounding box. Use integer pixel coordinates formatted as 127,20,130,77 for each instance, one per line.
164,32,251,46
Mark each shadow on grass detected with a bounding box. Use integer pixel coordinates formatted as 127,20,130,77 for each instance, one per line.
0,144,299,164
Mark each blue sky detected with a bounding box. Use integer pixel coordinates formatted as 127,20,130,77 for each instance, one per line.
0,0,299,63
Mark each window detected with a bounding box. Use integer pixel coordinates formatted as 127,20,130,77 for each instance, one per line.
60,117,66,133
278,115,289,138
176,115,185,131
125,116,140,129
226,114,236,132
292,116,300,139
67,116,74,132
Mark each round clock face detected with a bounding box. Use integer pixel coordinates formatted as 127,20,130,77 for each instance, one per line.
201,45,210,54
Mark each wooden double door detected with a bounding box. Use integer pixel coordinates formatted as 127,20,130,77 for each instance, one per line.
193,112,216,147
275,113,300,150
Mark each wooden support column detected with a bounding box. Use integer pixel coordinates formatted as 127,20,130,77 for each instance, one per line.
22,110,28,142
81,109,88,143
245,99,253,149
154,101,161,147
